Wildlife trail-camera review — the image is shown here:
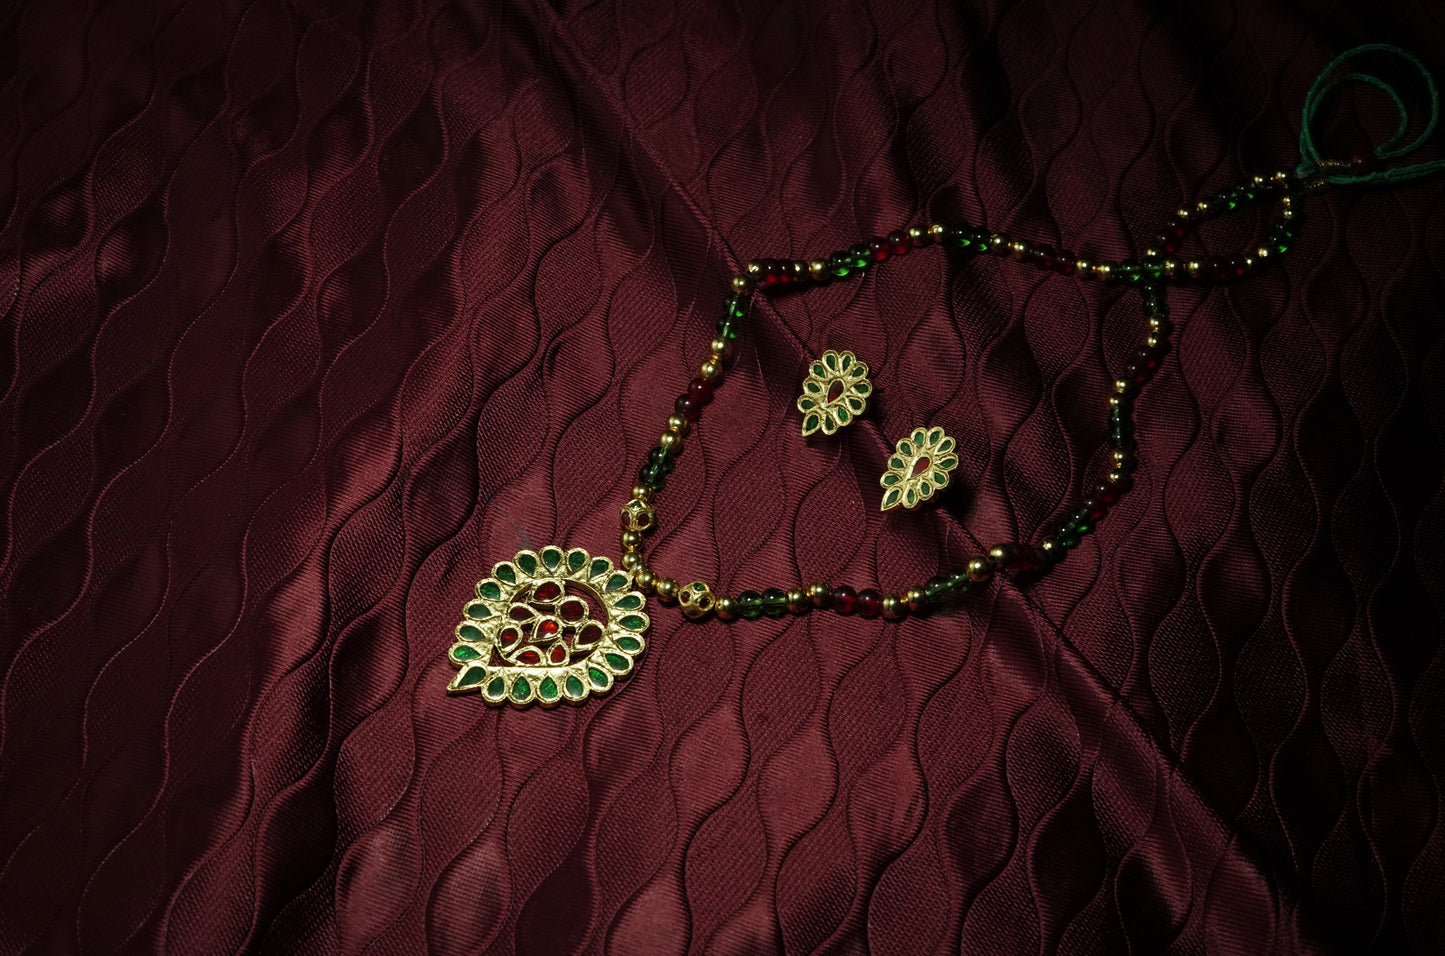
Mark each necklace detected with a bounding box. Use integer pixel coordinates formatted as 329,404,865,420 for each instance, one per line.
444,45,1444,707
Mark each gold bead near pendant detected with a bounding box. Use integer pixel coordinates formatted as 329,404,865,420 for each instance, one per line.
678,581,717,619
621,530,643,551
634,567,657,592
631,484,652,501
808,582,831,607
655,577,679,602
731,274,754,294
700,359,723,382
621,497,657,532
710,336,734,360
667,414,691,436
905,588,928,613
659,431,680,451
621,551,642,570
881,595,907,619
786,588,810,613
716,595,739,620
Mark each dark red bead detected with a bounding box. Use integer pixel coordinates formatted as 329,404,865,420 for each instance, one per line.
1090,481,1119,505
1081,498,1108,520
909,227,932,248
1348,150,1376,175
831,585,857,614
1027,245,1056,268
868,237,889,261
1054,256,1076,275
887,231,910,255
675,394,701,420
688,377,713,404
856,589,882,618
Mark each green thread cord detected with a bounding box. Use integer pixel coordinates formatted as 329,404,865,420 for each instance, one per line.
1296,43,1444,186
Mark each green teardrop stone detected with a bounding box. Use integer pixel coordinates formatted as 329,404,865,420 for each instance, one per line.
486,677,506,698
617,636,641,652
804,413,820,433
590,558,610,578
458,623,484,641
541,547,561,570
565,675,584,697
517,553,537,573
512,677,531,700
606,573,629,591
604,653,627,671
539,677,558,700
456,666,486,686
619,614,645,630
452,645,481,662
568,550,587,571
479,581,502,600
588,667,609,688
466,603,491,620
496,564,516,584
616,594,643,610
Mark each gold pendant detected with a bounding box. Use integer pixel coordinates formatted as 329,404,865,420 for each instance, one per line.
445,545,649,707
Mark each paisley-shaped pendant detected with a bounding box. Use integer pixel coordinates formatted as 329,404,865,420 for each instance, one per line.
446,545,649,707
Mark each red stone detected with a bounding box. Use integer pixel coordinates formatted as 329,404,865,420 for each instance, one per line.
910,456,931,478
856,589,882,618
559,599,585,621
499,626,520,647
539,619,560,637
827,379,844,403
509,604,532,621
576,622,603,646
518,649,541,665
549,645,567,664
533,581,561,602
832,585,857,614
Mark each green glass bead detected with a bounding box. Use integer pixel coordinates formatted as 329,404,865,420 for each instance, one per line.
946,571,973,596
716,316,739,340
737,590,764,620
923,575,950,602
723,293,748,319
761,588,788,617
648,446,674,469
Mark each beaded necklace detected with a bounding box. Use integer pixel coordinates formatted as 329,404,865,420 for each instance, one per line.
444,45,1443,707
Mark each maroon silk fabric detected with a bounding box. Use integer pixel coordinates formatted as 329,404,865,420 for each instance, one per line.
2,0,1444,952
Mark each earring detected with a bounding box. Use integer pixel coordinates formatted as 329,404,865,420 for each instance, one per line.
880,426,958,511
797,349,872,436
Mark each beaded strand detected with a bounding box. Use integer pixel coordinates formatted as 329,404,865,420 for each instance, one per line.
618,169,1305,622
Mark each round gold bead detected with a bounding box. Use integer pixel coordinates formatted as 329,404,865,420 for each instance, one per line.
808,582,831,607
678,580,716,620
1176,206,1194,220
1143,247,1161,260
1009,240,1029,259
1107,470,1129,485
709,336,734,360
1252,174,1267,186
631,484,652,501
1195,200,1211,215
1279,206,1294,220
700,359,723,382
786,588,810,613
1146,334,1164,349
967,557,995,581
716,595,739,621
659,431,680,451
655,577,679,602
731,274,754,294
621,530,643,551
929,223,947,239
1075,258,1093,276
1111,449,1131,467
666,414,691,436
791,261,808,279
1092,263,1113,280
809,259,827,277
905,587,928,613
908,225,928,245
746,260,765,275
634,567,657,592
881,595,907,620
1113,378,1131,395
1271,169,1290,182
1255,246,1272,259
621,551,642,570
1186,260,1203,278
1160,259,1179,276
988,233,1007,252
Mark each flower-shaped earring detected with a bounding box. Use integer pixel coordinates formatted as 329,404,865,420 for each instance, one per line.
880,426,958,511
797,349,872,436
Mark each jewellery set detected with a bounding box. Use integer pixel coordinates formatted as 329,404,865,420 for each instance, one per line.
445,45,1444,707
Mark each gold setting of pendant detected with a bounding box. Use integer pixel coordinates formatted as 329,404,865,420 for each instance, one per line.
446,545,648,707
797,349,872,436
880,426,959,511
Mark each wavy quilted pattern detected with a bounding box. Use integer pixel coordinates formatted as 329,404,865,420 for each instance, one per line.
1,0,1442,952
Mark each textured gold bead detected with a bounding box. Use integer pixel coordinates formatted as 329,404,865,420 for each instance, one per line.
1113,379,1131,394
716,595,739,620
809,259,827,277
1107,470,1129,485
634,567,657,592
967,557,995,581
710,336,733,360
655,577,679,602
988,233,1006,252
929,223,947,239
621,530,643,551
1109,393,1126,409
731,274,753,294
659,431,680,451
786,588,810,613
666,414,691,436
700,359,723,382
905,587,928,613
1255,246,1271,259
677,580,716,619
1160,259,1179,276
808,582,831,607
621,551,642,570
746,260,765,275
621,497,657,533
881,595,907,619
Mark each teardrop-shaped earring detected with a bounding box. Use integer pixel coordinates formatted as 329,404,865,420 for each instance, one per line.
879,426,959,511
797,349,872,436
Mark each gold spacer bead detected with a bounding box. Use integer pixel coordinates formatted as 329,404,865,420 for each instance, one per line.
929,223,947,239
1113,378,1131,395
678,580,716,619
731,274,754,294
967,557,995,581
621,530,643,551
746,260,765,275
709,336,734,360
786,588,810,613
634,567,657,592
655,577,679,602
1279,206,1294,221
808,582,831,607
988,234,1007,252
666,414,691,436
716,595,739,620
700,359,723,382
659,431,680,451
881,595,907,619
1092,263,1113,280
1243,256,1257,269
791,261,808,279
1109,393,1126,410
1107,470,1129,485
1196,200,1211,215
621,551,642,570
809,259,827,278
1186,260,1203,278
905,587,928,613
